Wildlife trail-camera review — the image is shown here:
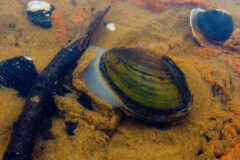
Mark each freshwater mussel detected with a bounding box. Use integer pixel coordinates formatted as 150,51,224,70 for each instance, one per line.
0,56,38,97
82,47,192,123
190,8,234,46
27,0,55,28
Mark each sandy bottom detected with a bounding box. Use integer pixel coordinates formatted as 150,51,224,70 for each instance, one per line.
0,0,240,159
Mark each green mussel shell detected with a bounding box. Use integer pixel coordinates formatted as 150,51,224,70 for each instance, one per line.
100,47,192,123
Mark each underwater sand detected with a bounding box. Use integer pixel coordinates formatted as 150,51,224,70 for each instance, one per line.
1,0,240,159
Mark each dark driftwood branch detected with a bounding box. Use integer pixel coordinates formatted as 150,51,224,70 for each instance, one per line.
3,6,110,160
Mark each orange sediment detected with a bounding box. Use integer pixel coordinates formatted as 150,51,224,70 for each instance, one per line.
220,143,240,160
223,124,238,138
71,9,91,27
210,123,240,158
51,10,68,46
51,9,91,46
220,117,240,160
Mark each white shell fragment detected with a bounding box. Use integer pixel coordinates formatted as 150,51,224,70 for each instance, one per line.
215,9,231,15
105,22,116,31
82,46,123,108
190,8,205,42
23,56,32,61
27,0,51,12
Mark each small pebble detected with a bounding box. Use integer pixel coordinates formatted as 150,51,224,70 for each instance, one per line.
105,22,116,31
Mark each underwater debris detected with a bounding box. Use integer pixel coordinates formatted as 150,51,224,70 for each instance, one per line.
27,0,55,28
3,6,110,160
0,56,38,97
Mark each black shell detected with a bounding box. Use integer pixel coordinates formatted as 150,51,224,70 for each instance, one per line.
27,5,55,28
0,56,38,97
197,10,234,43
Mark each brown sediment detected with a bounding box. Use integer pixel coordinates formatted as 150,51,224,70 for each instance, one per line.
106,0,216,13
55,94,121,130
223,28,240,51
190,56,231,105
224,55,240,77
222,29,240,77
222,30,240,78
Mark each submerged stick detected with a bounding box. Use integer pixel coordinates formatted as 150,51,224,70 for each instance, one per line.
3,6,110,160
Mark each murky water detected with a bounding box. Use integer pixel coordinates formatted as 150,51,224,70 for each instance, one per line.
0,0,240,160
